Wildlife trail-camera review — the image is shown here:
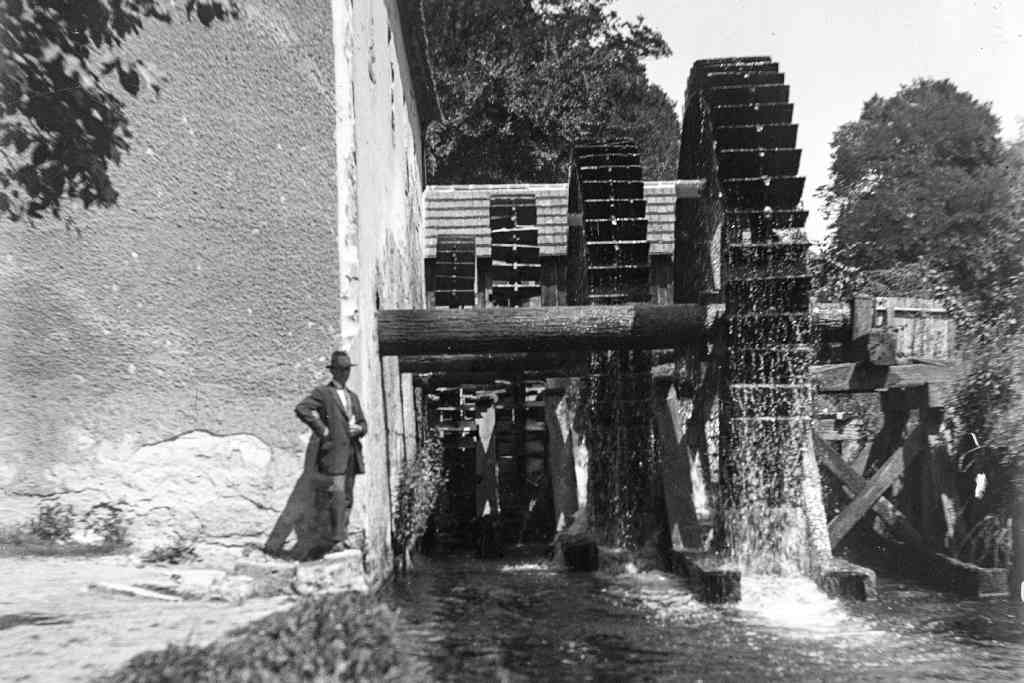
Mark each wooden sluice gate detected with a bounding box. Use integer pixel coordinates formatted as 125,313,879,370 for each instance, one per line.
383,55,1010,602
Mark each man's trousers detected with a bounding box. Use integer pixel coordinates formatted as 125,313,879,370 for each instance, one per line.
316,472,355,543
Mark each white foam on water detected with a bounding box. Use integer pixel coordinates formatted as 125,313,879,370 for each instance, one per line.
498,562,553,573
737,575,886,643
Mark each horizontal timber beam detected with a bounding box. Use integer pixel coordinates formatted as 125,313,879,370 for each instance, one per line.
378,304,707,356
381,303,855,357
400,352,587,375
810,362,955,396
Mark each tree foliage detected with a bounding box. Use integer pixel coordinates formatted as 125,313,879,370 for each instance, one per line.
820,79,1024,471
422,0,680,184
0,0,238,221
819,79,1022,328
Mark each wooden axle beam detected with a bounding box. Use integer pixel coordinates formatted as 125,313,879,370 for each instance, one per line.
380,302,857,358
399,352,587,375
378,303,707,356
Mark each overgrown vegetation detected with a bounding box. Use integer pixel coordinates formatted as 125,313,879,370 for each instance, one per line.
422,0,680,184
1,0,239,221
84,501,129,546
29,501,75,541
817,78,1024,563
141,531,200,564
104,592,426,682
393,433,446,571
0,500,128,556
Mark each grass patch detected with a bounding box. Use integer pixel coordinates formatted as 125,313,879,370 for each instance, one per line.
0,527,124,558
0,528,126,557
103,592,426,682
0,500,130,558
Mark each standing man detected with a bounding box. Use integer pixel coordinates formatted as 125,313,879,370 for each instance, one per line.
295,350,367,551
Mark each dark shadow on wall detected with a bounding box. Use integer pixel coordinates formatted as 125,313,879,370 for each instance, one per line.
263,438,334,561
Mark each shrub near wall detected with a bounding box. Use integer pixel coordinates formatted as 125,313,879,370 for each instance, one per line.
105,593,426,682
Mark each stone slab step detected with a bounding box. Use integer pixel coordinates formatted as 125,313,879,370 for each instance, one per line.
293,549,367,595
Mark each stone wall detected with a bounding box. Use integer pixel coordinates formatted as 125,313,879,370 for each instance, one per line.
0,0,428,584
336,0,426,583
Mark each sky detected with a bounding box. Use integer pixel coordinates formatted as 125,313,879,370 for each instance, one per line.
611,0,1024,244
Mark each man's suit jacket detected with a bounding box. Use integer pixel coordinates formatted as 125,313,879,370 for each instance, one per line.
295,384,367,475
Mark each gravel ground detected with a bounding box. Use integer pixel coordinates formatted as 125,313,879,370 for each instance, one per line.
0,554,294,682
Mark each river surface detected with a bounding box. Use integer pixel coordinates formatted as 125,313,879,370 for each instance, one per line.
386,550,1024,681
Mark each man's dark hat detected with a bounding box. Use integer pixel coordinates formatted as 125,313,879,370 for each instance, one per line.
327,351,356,369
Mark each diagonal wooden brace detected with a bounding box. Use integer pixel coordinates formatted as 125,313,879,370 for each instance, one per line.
820,425,925,548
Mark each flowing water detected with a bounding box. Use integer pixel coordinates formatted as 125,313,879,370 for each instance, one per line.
386,552,1024,681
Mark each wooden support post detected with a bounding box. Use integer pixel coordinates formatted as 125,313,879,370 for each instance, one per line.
802,431,835,566
474,398,498,518
544,380,579,531
652,377,702,549
815,433,928,552
912,407,947,548
540,256,567,306
1013,488,1024,604
817,431,1007,598
828,422,926,548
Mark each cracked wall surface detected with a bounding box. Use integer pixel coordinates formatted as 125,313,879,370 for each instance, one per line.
0,1,426,578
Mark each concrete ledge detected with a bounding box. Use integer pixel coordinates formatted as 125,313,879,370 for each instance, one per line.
670,550,741,603
814,558,877,601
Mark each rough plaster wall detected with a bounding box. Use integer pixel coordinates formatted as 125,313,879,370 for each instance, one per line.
337,0,426,582
0,2,337,532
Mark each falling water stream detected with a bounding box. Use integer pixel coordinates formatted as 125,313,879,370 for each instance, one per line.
386,552,1023,681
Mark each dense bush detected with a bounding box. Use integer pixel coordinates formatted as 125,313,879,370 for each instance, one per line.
140,533,200,565
104,592,425,682
393,434,446,570
84,501,129,547
29,501,75,542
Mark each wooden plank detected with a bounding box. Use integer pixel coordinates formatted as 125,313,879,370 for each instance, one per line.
653,382,699,548
810,362,955,394
847,329,898,365
827,423,926,547
851,294,876,338
814,432,928,551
